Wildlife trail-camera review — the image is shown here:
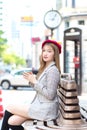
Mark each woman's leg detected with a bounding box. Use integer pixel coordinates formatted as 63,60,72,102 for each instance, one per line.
1,110,26,130
8,115,27,130
1,110,13,130
7,104,29,129
6,103,30,118
1,103,32,130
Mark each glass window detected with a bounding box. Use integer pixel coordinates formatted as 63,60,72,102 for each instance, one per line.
78,20,85,25
65,21,69,28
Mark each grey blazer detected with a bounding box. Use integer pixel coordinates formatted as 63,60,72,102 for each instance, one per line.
28,62,60,121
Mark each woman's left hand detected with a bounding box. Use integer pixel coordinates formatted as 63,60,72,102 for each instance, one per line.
23,72,37,84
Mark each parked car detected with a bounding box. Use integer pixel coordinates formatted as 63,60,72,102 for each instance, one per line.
0,65,11,77
0,68,38,90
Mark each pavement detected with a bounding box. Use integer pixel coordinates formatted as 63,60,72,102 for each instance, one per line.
78,93,87,122
78,94,87,107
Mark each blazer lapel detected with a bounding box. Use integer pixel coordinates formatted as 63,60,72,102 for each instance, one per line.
38,62,55,81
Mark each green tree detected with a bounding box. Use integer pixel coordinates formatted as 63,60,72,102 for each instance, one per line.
0,30,8,57
2,53,26,66
0,30,26,67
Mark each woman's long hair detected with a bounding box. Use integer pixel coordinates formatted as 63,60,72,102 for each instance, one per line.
37,43,61,78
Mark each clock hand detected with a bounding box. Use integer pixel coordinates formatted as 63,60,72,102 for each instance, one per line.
50,14,57,21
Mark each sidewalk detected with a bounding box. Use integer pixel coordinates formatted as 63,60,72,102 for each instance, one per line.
78,94,87,107
78,94,87,121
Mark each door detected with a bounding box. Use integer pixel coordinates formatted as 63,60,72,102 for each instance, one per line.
64,28,82,95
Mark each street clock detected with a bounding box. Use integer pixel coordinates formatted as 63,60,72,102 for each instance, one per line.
44,9,62,30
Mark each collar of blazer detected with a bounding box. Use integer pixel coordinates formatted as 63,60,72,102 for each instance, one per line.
38,61,56,80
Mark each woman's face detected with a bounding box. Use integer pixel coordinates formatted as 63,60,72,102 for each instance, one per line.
42,44,54,64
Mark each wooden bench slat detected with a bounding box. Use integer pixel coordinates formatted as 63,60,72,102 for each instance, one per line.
59,87,78,97
60,109,81,119
60,80,77,90
57,115,85,125
59,92,79,104
59,101,80,111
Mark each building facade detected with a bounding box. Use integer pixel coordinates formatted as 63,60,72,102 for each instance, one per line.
57,0,87,94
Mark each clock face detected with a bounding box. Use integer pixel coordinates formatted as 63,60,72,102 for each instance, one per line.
44,10,62,29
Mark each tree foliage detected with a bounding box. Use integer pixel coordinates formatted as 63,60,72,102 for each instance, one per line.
0,30,8,57
2,53,26,66
0,30,26,66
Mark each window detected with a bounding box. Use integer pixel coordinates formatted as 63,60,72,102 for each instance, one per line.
65,21,69,28
78,20,85,25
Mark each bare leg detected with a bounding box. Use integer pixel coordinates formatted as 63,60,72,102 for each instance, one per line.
8,115,27,125
6,103,30,118
1,103,32,130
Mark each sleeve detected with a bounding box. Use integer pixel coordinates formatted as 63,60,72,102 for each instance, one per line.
34,67,60,100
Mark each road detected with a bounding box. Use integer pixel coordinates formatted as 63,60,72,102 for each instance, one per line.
1,88,36,108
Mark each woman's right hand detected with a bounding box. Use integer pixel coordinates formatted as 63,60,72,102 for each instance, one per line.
23,72,32,80
23,72,37,85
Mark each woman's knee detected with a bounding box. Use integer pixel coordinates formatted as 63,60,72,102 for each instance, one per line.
8,116,16,125
8,115,27,125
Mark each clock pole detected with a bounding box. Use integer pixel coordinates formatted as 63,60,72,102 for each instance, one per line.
51,29,54,38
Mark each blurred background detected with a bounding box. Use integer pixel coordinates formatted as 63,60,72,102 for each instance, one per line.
0,0,87,128
0,0,87,94
0,0,57,70
0,0,87,105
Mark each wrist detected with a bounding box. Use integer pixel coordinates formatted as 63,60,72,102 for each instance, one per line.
33,80,37,85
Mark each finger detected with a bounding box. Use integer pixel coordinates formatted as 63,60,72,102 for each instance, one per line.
23,73,29,78
28,72,33,74
23,72,29,75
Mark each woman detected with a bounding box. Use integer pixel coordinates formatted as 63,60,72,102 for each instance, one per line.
1,39,61,130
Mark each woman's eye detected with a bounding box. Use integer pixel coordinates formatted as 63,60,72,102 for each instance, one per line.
42,50,45,52
42,49,52,53
48,50,52,52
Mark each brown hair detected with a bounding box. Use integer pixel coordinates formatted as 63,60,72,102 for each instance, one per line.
37,43,61,78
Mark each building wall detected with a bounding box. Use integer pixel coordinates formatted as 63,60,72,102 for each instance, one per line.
57,4,87,93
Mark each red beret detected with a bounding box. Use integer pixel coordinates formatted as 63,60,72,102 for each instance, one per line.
42,39,61,54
